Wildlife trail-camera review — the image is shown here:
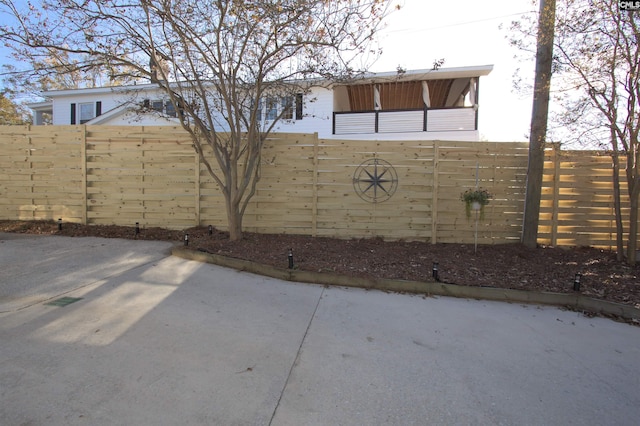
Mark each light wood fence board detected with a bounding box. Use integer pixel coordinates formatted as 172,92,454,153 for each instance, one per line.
1,126,639,247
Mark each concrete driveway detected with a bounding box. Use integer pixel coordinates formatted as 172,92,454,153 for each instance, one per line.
1,234,639,425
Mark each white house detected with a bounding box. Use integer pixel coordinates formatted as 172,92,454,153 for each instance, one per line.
29,65,493,141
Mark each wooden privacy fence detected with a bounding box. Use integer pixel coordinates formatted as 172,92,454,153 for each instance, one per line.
0,125,637,249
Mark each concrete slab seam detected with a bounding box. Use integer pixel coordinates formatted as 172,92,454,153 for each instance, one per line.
268,287,326,425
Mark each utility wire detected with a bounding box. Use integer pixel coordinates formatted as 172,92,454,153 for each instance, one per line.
383,10,536,35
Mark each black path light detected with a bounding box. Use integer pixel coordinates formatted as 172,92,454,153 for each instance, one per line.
432,262,440,282
184,233,189,246
57,218,62,231
135,222,140,236
288,248,294,269
573,273,582,291
208,225,213,236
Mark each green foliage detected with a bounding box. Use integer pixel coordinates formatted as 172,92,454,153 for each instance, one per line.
461,188,492,219
0,92,29,125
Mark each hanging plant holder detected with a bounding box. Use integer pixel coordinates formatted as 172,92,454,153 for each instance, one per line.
461,188,493,220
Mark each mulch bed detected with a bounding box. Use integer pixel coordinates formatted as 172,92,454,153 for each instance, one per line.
1,220,638,309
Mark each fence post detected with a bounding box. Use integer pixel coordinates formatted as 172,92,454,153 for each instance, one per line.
81,125,88,225
431,141,439,244
550,143,561,246
195,140,201,227
312,132,319,237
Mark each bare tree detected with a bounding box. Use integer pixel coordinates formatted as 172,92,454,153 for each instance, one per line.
550,0,639,265
0,0,395,240
1,49,138,117
510,0,639,265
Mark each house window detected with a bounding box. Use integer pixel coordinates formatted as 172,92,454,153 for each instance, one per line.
165,101,176,117
143,99,177,117
79,102,94,123
282,96,293,120
151,100,164,112
71,102,102,124
265,97,278,120
256,94,303,122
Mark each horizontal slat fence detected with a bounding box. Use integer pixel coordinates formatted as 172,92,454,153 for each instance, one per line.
0,125,85,222
538,145,633,249
84,127,197,229
433,141,529,244
1,125,638,250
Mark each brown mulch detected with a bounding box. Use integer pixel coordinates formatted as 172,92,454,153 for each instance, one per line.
1,220,638,310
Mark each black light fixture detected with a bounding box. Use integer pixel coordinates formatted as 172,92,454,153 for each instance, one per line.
57,218,62,231
573,273,582,291
184,233,189,246
135,222,140,236
288,248,294,269
432,262,440,282
208,225,213,235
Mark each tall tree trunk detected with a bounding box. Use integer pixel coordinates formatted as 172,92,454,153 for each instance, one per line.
610,125,624,261
611,150,624,261
625,123,640,265
627,175,639,266
628,195,638,266
522,0,556,248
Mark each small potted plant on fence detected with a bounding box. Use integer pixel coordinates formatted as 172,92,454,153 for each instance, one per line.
461,188,493,219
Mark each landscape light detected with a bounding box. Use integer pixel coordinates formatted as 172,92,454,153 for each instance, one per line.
184,233,189,246
208,225,213,235
57,218,62,231
135,222,140,235
573,273,582,291
288,248,294,269
432,262,440,282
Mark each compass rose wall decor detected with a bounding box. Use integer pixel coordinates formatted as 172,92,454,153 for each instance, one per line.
352,158,399,203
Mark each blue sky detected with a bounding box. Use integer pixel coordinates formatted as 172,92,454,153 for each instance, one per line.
1,0,537,141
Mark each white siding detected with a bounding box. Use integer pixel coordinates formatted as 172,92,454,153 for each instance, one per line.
46,84,480,141
270,86,334,137
52,88,164,125
105,111,178,126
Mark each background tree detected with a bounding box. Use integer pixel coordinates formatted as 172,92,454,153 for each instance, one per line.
0,0,395,240
0,91,29,124
1,48,140,120
510,0,639,264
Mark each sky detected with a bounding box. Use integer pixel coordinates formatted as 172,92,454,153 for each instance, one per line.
1,0,538,142
371,0,538,142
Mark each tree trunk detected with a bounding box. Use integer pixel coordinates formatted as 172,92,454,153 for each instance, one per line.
610,129,625,261
522,0,556,248
611,153,625,261
225,194,244,241
627,181,639,266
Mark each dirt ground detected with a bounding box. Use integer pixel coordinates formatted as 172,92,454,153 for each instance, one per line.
1,220,638,310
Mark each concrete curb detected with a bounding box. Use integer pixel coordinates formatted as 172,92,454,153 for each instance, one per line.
172,247,640,322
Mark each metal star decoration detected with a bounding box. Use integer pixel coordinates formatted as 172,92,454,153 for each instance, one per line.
353,158,398,203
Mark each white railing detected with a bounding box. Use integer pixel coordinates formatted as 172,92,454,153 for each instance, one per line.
333,108,476,135
333,112,376,134
426,108,476,131
378,110,425,133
